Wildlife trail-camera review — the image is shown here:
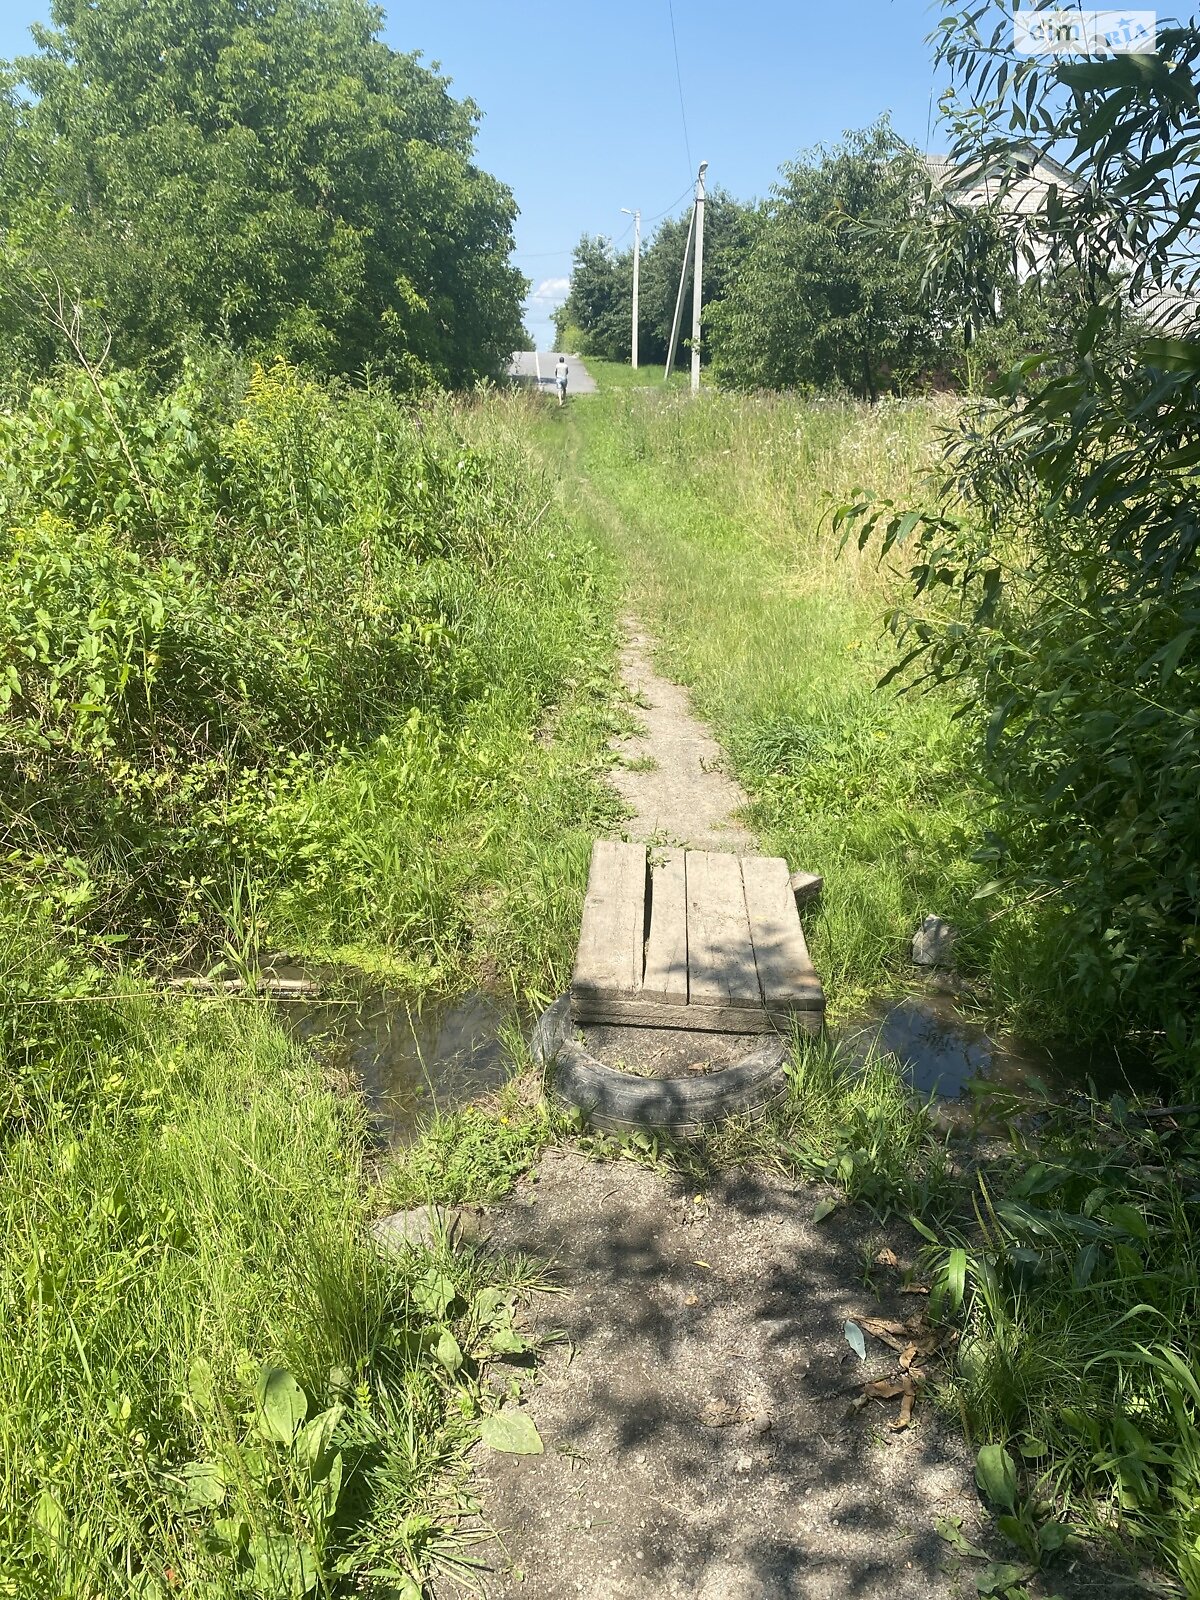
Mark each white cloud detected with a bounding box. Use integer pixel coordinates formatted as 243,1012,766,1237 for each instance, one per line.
528,276,570,308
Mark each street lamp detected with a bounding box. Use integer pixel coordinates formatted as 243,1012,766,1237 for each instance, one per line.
620,206,641,369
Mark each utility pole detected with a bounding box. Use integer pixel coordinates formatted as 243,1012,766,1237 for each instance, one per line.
664,198,696,380
621,207,641,368
664,160,708,386
690,160,708,394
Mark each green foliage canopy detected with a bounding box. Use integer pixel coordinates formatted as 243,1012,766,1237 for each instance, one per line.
842,8,1200,1079
708,121,951,399
0,0,527,385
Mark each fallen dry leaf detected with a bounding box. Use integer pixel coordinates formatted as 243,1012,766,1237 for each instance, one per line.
892,1387,916,1431
859,1313,954,1359
874,1247,901,1270
683,1292,699,1307
859,1316,907,1346
863,1379,909,1402
861,1370,923,1430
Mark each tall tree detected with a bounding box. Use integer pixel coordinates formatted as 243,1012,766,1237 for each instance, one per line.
636,190,753,368
0,0,527,386
707,121,949,398
554,235,627,357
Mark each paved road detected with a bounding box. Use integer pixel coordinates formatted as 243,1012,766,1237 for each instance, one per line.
506,351,598,396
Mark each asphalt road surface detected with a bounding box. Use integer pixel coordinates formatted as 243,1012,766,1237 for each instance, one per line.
506,351,598,395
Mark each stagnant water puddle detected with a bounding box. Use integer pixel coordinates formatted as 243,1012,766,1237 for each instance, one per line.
285,979,1145,1146
842,990,1143,1108
288,985,524,1145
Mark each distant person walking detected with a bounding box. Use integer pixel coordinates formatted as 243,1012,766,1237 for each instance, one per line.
554,354,569,405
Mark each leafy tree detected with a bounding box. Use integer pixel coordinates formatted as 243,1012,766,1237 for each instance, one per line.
708,121,951,398
635,191,753,369
0,0,526,386
843,8,1200,1077
554,192,752,366
553,235,627,358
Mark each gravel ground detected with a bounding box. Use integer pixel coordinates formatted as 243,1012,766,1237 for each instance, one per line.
459,1152,1135,1600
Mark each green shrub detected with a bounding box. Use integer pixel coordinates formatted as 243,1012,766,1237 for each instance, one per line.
0,362,614,969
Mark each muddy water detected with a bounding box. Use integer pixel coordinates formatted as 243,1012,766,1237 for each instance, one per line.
840,991,1141,1105
289,987,522,1146
288,978,1143,1147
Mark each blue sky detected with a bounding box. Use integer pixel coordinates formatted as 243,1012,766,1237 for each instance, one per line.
0,0,949,347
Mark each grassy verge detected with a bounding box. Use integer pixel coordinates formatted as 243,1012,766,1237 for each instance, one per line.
0,366,621,1595
548,366,1078,1034
1,906,554,1597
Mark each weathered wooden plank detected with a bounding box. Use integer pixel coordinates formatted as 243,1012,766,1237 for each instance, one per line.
571,992,823,1036
686,852,761,1009
570,840,647,1012
741,855,825,1012
641,849,688,1006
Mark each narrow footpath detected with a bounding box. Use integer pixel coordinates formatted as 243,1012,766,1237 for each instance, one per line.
462,622,1103,1600
607,618,755,853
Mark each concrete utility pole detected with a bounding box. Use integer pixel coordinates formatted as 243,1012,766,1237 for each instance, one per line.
664,160,708,387
621,207,641,368
690,160,707,394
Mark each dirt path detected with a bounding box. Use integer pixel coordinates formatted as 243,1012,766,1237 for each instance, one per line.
607,619,755,853
470,1154,989,1600
461,624,1112,1598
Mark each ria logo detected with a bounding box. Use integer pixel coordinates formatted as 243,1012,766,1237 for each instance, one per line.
1012,8,1157,53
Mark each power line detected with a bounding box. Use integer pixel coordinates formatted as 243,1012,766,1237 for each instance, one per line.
667,0,693,180
644,180,695,226
514,180,696,269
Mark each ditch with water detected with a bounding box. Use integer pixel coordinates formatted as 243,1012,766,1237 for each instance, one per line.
285,976,1146,1146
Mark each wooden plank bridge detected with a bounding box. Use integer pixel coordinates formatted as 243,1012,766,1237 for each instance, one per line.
571,841,825,1035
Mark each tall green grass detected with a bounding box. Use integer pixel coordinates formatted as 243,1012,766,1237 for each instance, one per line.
1,360,619,993
0,903,551,1596
552,372,1068,1030
0,366,620,1595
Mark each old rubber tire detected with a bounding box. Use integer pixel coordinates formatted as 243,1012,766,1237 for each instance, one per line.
531,994,791,1135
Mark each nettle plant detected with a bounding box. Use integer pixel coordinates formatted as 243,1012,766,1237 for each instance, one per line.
173,1265,542,1598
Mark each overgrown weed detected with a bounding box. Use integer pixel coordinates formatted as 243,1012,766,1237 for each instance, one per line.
0,904,552,1595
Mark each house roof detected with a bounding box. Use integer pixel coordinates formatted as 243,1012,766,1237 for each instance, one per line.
924,146,1083,197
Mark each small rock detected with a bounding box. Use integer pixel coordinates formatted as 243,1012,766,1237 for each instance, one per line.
911,914,958,968
789,870,824,907
735,1454,753,1473
370,1204,490,1253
